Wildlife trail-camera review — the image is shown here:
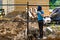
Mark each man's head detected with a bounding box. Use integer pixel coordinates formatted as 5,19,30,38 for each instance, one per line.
37,6,42,11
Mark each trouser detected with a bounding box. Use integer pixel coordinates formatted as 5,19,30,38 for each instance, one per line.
38,20,43,38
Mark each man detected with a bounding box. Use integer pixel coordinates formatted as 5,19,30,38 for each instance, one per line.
37,6,44,39
31,6,44,39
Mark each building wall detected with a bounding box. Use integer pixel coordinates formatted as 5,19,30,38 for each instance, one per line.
2,0,15,15
2,0,7,15
14,0,50,16
14,0,27,11
29,0,49,5
2,0,50,16
29,0,50,16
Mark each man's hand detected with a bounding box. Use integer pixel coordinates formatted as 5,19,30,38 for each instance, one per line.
40,14,44,17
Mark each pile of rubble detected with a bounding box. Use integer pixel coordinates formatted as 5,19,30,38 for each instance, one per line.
27,25,60,40
43,31,60,40
0,11,60,40
0,15,27,40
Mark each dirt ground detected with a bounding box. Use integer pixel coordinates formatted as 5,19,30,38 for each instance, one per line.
0,15,60,40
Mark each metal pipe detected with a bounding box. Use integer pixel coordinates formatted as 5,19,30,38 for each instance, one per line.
27,2,29,40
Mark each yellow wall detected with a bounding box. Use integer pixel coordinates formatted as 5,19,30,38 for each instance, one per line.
14,0,27,4
29,0,49,5
14,0,50,16
29,0,50,16
14,0,27,11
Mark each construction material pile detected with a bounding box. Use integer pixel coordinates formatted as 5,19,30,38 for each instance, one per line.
43,31,60,40
0,16,27,40
0,11,60,40
27,25,60,40
42,24,60,40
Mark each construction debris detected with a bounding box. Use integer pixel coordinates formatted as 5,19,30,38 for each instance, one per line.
0,11,60,40
0,13,27,40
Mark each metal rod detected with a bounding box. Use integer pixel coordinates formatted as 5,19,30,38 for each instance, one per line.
27,2,29,40
0,4,60,6
28,4,60,6
2,4,27,6
7,0,8,15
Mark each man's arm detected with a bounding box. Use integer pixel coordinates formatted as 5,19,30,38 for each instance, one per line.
41,14,44,17
40,11,44,17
